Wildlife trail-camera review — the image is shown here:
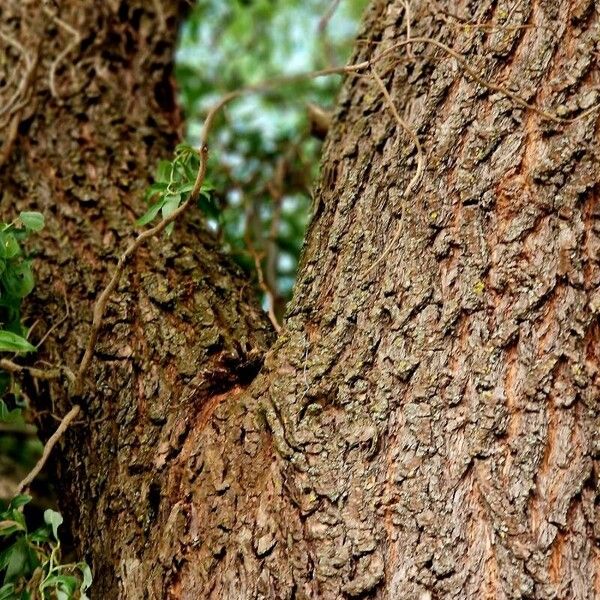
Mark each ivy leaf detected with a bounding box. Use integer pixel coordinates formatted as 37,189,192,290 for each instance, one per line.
136,200,165,226
42,574,78,595
2,262,35,298
0,234,21,260
143,182,168,201
197,193,220,221
18,212,44,232
0,331,35,354
79,563,92,590
0,520,26,539
0,537,38,583
0,401,24,424
44,510,63,541
161,194,181,220
155,160,173,183
8,496,30,511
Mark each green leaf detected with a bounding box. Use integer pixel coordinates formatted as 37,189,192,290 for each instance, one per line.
44,510,63,541
28,526,51,544
2,262,35,298
175,182,195,195
197,193,220,221
0,331,35,354
0,400,22,424
0,584,15,600
136,200,165,227
161,194,181,220
18,212,44,232
8,496,30,511
79,563,92,590
0,520,26,539
143,182,168,201
42,574,78,594
1,537,38,583
0,234,21,260
155,160,173,183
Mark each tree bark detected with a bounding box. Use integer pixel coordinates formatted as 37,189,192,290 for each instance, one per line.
3,0,600,599
0,0,273,596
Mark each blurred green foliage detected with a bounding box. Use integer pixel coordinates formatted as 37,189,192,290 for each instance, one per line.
176,0,367,317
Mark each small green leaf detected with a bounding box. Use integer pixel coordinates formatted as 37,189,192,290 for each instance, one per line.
42,574,78,594
44,509,63,541
19,212,44,232
0,331,35,354
197,193,220,221
175,182,195,195
0,520,26,538
155,160,172,183
2,262,35,298
161,194,181,220
79,563,92,590
0,399,22,423
136,200,165,226
0,234,21,260
8,496,31,511
143,182,168,200
1,537,38,583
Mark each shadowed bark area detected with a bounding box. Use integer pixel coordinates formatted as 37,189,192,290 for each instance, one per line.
2,0,599,598
0,1,273,597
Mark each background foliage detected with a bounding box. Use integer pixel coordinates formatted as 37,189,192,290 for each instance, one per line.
176,0,367,318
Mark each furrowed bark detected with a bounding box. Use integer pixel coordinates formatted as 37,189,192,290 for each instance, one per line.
168,0,600,598
2,0,599,599
0,1,273,597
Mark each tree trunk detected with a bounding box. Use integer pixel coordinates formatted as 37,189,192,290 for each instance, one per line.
3,0,600,599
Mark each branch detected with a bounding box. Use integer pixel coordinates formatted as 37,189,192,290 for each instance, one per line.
15,404,81,494
0,359,68,382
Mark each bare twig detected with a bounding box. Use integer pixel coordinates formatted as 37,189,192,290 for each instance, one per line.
0,31,38,168
317,0,343,67
0,359,67,382
0,30,36,120
35,292,70,350
16,404,81,494
376,36,564,123
372,67,424,196
251,250,282,333
42,7,82,100
73,147,209,396
402,1,414,59
363,68,423,277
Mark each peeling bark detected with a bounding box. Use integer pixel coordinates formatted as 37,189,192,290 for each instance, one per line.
2,0,599,599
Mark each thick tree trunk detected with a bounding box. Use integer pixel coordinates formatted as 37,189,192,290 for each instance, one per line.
0,0,273,596
2,0,599,599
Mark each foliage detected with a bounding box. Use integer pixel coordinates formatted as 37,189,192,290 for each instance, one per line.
0,212,44,428
0,214,92,599
176,0,368,314
137,144,214,234
0,495,91,599
0,213,44,357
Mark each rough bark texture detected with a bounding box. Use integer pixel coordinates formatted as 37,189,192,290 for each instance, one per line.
2,0,600,599
0,1,273,597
